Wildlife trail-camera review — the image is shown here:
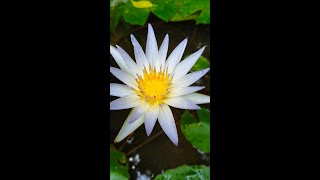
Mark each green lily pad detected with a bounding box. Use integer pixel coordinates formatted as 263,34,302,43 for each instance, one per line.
123,1,151,26
170,11,200,22
110,148,130,180
177,0,209,18
110,0,210,31
169,0,210,23
191,55,210,71
181,108,210,153
196,8,210,24
155,165,210,180
151,0,179,22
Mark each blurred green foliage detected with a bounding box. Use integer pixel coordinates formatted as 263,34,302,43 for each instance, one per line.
110,147,130,180
110,0,210,32
155,165,210,180
181,108,210,153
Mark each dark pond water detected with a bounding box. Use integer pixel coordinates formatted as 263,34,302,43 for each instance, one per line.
110,20,210,180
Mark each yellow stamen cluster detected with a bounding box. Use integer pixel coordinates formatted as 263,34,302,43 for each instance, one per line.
136,65,172,106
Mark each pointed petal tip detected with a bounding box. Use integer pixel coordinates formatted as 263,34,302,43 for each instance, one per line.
146,130,151,136
189,104,201,110
203,67,210,72
182,38,188,44
114,136,124,144
148,23,154,32
114,137,120,144
170,137,178,146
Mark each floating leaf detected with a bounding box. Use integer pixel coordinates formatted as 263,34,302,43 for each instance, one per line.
155,165,210,180
177,0,209,17
169,0,210,23
123,1,150,25
151,0,179,22
131,0,153,8
110,148,130,180
110,0,210,31
191,55,210,71
181,108,210,153
170,12,200,22
196,8,210,24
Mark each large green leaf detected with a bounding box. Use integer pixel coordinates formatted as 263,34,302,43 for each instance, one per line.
170,0,210,23
170,12,200,22
151,0,179,22
177,0,209,17
123,1,151,26
181,108,210,153
155,165,210,180
196,8,210,24
110,0,210,31
110,148,130,180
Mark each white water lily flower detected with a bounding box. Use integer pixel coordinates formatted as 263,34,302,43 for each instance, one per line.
110,24,210,146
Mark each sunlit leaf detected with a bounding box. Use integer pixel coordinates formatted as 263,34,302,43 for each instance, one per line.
181,108,210,153
131,0,153,8
155,165,210,180
110,148,130,180
123,1,150,25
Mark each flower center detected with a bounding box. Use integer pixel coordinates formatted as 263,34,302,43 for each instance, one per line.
136,66,172,106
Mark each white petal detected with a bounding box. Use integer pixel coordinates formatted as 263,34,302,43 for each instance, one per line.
128,101,150,124
172,68,210,88
110,45,130,73
182,93,210,104
156,34,169,71
165,38,188,74
116,45,139,77
146,23,158,66
110,83,134,97
164,96,201,110
110,67,138,89
130,34,149,74
144,107,160,136
172,46,205,81
158,104,178,146
168,86,205,97
114,109,144,143
110,94,141,110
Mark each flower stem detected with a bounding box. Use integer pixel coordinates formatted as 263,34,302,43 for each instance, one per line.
126,130,164,157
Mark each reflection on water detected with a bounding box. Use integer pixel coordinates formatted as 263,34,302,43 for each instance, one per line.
110,19,210,179
129,154,153,180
